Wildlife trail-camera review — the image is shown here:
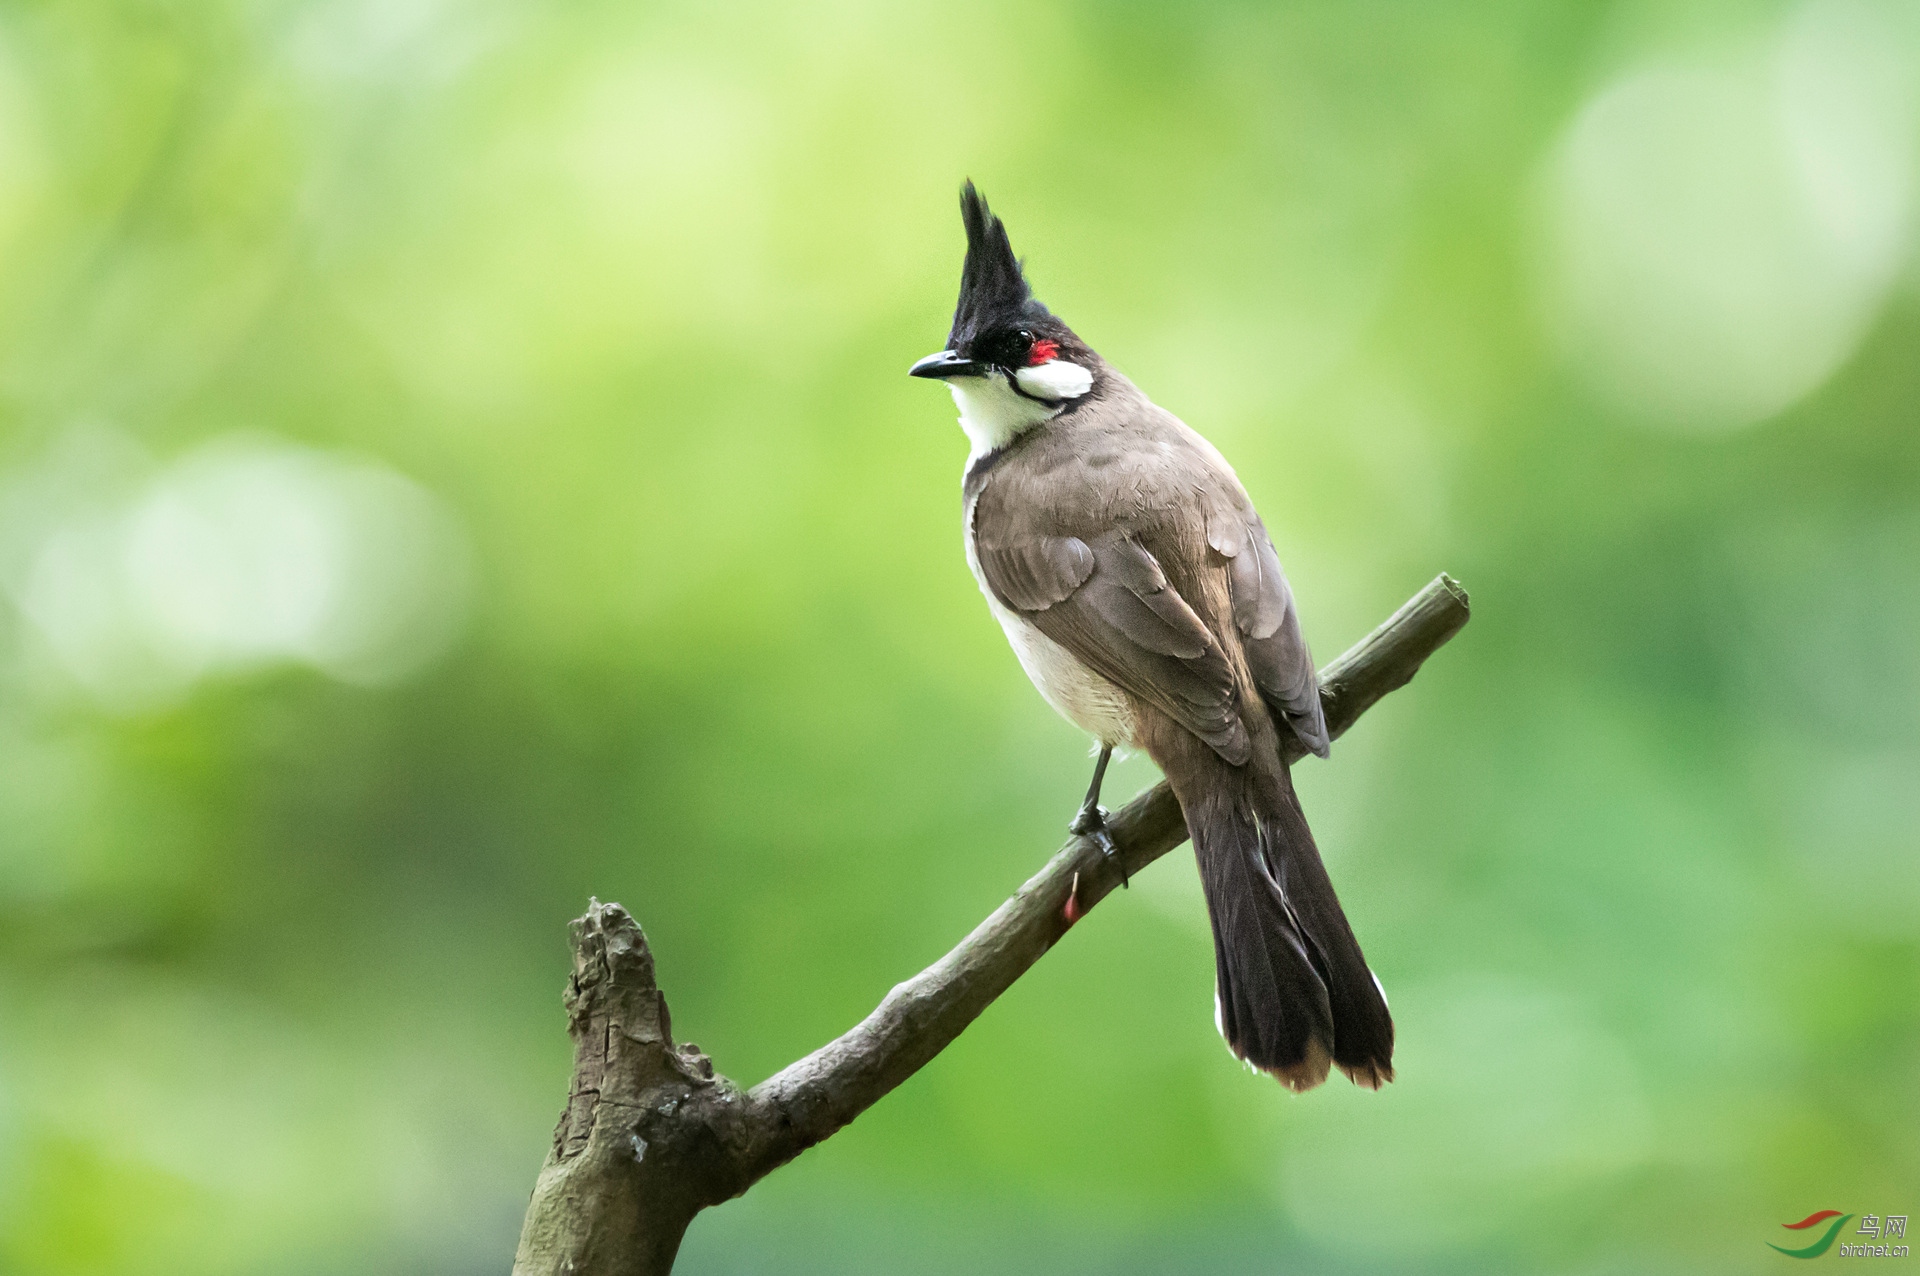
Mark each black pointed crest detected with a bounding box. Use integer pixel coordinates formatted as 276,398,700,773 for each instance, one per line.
949,181,1049,349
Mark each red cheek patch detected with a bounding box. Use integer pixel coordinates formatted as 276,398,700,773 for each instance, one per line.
1027,339,1060,366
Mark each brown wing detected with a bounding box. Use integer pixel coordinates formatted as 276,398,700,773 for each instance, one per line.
974,521,1252,765
1206,508,1328,758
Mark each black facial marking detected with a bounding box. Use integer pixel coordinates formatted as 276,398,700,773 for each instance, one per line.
972,326,1035,371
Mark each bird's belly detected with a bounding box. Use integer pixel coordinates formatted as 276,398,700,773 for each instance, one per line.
995,610,1138,746
963,508,1136,746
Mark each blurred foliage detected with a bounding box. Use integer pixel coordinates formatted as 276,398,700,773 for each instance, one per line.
0,0,1915,1272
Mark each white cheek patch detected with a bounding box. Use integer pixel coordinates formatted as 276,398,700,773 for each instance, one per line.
1014,359,1094,401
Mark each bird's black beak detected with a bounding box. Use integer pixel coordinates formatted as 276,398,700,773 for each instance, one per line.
909,349,985,380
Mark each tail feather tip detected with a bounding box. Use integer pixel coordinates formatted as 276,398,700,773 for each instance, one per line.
1253,1037,1333,1094
1337,1059,1395,1090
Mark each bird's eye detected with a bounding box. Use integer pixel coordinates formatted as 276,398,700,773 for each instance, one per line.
1016,329,1033,347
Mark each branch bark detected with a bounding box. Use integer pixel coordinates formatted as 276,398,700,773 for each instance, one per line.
512,573,1470,1276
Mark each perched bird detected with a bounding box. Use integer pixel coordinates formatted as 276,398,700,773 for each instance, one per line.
911,184,1393,1091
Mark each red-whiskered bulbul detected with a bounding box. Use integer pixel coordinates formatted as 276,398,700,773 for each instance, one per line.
910,184,1394,1091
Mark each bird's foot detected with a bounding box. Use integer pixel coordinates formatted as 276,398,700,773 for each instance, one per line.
1070,803,1126,887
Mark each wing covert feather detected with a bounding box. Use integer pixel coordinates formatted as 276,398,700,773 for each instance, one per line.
977,535,1094,611
976,522,1250,764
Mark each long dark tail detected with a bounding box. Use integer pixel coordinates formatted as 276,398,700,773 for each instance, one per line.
1166,743,1395,1091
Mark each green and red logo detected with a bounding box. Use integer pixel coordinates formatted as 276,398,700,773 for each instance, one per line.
1770,1211,1852,1258
1770,1210,1910,1259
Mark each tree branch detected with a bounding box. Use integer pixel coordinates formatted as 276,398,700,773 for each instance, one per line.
512,574,1470,1276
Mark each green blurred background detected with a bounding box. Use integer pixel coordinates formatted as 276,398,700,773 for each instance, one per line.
0,0,1915,1271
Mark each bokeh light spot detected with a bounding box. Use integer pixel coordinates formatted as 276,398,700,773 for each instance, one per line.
2,430,473,709
1535,0,1917,431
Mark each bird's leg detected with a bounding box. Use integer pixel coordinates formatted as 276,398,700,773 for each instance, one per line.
1068,743,1126,886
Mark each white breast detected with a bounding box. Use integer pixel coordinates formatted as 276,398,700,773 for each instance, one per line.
948,372,1061,462
964,493,1138,747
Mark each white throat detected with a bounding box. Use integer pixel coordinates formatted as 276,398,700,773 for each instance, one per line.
948,362,1093,460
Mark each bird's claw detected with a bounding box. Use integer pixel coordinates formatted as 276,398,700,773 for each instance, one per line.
1068,804,1108,837
1069,804,1127,887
